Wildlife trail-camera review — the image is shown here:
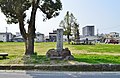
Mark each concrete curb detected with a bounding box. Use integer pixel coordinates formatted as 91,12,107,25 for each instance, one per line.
0,64,120,71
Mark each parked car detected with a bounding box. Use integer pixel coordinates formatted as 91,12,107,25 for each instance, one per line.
108,40,119,44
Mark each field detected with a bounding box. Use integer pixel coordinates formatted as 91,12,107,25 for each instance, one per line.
0,42,120,64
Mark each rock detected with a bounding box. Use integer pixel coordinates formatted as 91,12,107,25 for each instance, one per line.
64,55,74,60
46,49,59,58
46,48,74,60
50,56,63,60
61,48,71,58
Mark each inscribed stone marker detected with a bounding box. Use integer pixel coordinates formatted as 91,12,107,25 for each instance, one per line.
57,29,63,53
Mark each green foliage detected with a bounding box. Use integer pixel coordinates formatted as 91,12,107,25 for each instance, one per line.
0,0,62,23
72,22,80,40
0,0,62,55
0,0,31,24
40,0,62,21
59,11,72,36
59,11,80,43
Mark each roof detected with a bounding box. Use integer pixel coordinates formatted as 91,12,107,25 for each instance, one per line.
83,26,94,28
36,32,44,35
49,33,57,34
13,36,23,39
0,32,12,34
80,36,99,40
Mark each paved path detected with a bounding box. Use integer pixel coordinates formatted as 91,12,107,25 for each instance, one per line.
0,70,120,78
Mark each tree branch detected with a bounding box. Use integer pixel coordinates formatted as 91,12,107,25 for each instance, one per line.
17,13,27,40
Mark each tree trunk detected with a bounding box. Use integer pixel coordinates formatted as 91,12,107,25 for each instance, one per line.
67,35,70,44
24,0,39,55
25,36,34,55
18,13,35,55
18,0,39,55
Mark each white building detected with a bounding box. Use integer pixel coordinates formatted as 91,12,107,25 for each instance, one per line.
12,32,44,42
12,36,24,42
110,32,119,38
0,33,13,42
104,32,120,44
80,36,99,43
63,35,73,42
35,32,44,42
16,32,21,37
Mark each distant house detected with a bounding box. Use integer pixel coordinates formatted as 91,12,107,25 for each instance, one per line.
63,35,73,42
35,32,44,42
48,30,73,42
80,36,99,43
104,32,120,44
12,36,24,42
49,30,57,42
15,32,21,37
44,36,49,42
0,32,13,42
12,32,44,42
109,32,119,38
12,32,24,42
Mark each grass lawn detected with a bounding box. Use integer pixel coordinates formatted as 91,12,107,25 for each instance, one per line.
74,54,120,64
0,42,120,64
66,43,120,53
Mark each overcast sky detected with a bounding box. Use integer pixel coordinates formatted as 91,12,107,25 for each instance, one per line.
0,0,120,36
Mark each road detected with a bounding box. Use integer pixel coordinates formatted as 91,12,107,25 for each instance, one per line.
0,70,120,78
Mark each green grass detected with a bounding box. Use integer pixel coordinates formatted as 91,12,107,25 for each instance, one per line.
0,42,120,64
67,43,120,53
74,54,120,64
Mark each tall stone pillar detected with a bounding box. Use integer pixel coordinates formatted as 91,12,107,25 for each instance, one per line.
56,29,63,54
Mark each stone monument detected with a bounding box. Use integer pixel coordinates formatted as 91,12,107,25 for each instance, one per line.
56,29,63,53
46,28,74,60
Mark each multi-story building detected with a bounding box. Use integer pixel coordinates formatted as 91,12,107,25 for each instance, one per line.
0,32,13,42
82,26,94,37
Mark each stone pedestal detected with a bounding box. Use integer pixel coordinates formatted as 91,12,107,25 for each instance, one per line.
46,48,74,60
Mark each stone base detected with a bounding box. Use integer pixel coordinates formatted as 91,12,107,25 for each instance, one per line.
49,56,63,60
46,48,74,60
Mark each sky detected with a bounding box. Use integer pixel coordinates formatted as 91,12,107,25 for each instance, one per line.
0,0,120,36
